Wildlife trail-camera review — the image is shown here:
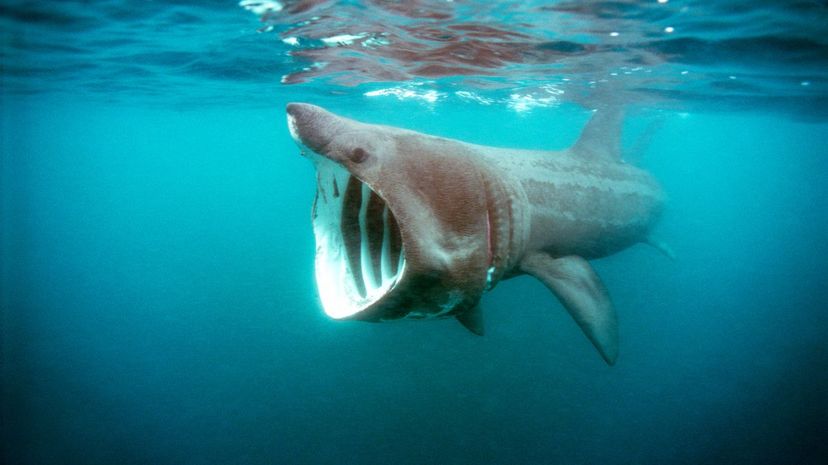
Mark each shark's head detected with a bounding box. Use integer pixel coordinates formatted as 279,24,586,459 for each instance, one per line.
287,103,499,322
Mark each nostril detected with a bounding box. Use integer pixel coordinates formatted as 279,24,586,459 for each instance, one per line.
350,147,368,163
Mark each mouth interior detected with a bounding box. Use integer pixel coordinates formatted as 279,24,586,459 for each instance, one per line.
310,157,406,319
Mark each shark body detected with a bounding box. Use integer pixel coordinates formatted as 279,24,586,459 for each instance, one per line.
286,103,665,365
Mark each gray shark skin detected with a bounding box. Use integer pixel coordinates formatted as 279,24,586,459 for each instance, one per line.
286,102,665,365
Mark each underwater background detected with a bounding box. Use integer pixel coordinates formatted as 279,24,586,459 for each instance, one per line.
2,1,827,464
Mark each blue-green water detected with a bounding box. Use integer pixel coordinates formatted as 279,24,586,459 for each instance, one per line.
2,2,827,464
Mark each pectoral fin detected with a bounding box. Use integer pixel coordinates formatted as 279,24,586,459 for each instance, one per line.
521,253,618,365
456,304,485,336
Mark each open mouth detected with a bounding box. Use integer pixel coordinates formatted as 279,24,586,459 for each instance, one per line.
307,153,406,319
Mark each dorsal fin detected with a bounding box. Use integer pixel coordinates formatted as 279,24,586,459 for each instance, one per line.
571,106,624,163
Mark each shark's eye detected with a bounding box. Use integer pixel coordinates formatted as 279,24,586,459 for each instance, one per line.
350,147,368,163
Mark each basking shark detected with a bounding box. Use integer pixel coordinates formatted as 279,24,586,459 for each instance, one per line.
286,102,666,365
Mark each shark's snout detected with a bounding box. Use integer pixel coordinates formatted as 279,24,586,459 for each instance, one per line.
286,102,317,125
286,102,342,155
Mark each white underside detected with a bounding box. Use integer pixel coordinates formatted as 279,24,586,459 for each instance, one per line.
310,157,406,319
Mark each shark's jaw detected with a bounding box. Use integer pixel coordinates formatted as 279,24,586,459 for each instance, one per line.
289,115,407,319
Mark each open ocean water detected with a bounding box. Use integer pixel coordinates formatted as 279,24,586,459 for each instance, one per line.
1,1,827,464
